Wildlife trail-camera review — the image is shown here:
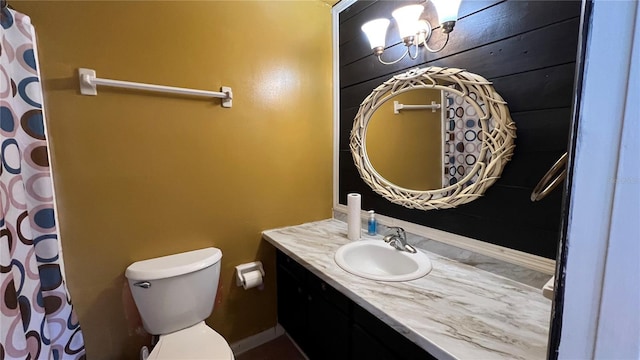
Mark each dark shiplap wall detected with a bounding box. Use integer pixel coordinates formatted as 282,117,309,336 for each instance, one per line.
338,0,581,259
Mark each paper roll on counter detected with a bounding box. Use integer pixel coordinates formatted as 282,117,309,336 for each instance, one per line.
347,193,361,241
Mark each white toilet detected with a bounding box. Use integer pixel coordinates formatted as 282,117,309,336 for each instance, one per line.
125,247,234,360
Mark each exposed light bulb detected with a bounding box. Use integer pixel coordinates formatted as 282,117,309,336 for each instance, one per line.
392,5,424,42
431,0,462,33
361,18,390,55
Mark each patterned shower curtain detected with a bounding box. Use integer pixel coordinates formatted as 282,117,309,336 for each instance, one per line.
0,8,85,359
443,89,484,188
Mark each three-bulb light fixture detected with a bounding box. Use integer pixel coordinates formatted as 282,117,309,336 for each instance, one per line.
361,0,463,65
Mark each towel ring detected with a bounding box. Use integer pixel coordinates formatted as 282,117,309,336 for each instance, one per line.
531,152,567,201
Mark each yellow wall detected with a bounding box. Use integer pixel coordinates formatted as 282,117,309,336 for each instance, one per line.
12,1,333,359
366,89,442,190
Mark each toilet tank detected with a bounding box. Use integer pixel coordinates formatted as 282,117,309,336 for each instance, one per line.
125,247,222,335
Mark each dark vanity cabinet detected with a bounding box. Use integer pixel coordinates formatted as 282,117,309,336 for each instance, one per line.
276,250,435,360
276,250,349,359
276,252,310,351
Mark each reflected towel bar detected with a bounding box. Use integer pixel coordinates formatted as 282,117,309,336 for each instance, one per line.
393,100,441,114
78,68,232,108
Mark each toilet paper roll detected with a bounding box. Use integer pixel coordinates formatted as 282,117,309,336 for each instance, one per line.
242,270,263,290
347,193,361,241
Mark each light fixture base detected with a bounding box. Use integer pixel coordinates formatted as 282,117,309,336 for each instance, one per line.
441,20,456,34
402,35,416,47
415,20,433,46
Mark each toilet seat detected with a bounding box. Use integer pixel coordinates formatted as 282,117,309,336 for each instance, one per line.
148,322,234,360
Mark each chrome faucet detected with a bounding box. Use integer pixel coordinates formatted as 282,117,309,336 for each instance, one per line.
383,227,417,253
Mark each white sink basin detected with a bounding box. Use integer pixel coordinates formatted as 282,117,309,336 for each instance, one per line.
334,240,432,281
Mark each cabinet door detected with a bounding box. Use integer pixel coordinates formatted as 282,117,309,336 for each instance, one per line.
276,264,308,351
307,290,350,359
352,304,436,360
351,324,397,360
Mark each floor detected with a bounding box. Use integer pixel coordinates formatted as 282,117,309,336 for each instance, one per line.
236,335,306,360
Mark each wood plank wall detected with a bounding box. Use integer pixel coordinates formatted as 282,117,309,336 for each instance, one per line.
338,0,582,259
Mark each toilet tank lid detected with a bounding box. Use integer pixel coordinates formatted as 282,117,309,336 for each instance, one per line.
125,247,222,281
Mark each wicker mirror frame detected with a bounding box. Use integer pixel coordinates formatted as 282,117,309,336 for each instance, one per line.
350,66,517,210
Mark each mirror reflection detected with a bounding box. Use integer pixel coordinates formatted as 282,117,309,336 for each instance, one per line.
365,87,487,191
366,89,443,190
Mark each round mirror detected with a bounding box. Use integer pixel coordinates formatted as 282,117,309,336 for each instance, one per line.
351,67,516,210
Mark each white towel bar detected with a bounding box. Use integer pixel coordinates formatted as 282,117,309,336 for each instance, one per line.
393,100,440,114
78,68,232,108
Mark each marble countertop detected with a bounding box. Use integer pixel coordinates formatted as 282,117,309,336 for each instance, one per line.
262,219,552,360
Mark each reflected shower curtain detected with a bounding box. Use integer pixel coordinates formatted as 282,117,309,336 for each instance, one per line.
443,89,483,188
0,8,85,359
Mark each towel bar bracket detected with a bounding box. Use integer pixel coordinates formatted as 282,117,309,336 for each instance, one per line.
79,68,99,96
220,86,232,108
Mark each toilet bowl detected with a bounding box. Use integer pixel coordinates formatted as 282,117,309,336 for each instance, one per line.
147,322,232,360
125,247,233,359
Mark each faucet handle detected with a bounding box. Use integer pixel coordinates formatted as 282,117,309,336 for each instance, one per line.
384,227,417,253
387,226,406,239
383,226,405,243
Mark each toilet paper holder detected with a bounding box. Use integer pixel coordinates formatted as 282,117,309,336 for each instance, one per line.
235,261,265,287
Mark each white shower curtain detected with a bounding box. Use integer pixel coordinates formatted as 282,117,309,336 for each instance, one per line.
0,7,85,359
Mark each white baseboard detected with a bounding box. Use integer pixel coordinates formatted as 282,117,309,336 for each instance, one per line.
230,324,285,356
